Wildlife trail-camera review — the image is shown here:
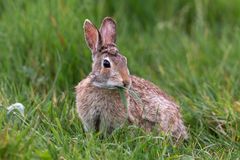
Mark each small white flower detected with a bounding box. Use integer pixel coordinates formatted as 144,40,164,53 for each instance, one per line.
7,103,25,117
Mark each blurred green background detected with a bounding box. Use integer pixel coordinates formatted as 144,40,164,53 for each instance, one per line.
0,0,240,159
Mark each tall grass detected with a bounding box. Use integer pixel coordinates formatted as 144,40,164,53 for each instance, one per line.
0,0,240,159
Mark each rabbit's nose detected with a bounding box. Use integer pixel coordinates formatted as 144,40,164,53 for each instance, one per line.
123,80,130,88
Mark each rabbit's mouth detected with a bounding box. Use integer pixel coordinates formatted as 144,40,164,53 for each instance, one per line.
92,81,127,90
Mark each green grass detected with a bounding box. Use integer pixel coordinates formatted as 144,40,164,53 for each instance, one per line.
1,0,240,159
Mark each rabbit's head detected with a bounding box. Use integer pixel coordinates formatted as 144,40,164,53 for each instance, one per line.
83,17,131,89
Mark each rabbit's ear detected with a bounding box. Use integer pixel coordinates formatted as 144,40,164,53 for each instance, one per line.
83,19,102,52
100,17,116,44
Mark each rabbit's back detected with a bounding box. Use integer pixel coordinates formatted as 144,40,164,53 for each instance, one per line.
129,75,188,139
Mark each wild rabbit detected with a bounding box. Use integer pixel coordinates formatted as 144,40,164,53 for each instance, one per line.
76,17,188,140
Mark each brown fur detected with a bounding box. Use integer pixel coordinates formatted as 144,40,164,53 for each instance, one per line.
76,17,188,140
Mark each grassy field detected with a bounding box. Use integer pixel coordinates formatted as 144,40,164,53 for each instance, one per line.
1,0,240,159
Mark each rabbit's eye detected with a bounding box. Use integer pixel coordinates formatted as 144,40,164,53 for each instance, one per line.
103,59,111,68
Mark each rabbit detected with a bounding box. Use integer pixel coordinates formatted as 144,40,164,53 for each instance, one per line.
76,17,188,140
